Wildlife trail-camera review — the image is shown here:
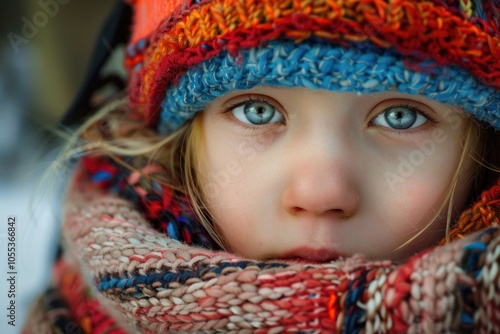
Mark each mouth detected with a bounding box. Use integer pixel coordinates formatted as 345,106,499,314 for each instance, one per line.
278,247,343,264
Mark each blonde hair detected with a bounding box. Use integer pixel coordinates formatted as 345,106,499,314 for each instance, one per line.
58,98,227,248
63,98,499,253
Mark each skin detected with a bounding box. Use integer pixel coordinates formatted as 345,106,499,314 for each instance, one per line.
197,87,475,263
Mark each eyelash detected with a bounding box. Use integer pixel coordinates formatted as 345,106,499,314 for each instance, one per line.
223,96,286,130
222,98,437,134
224,97,278,114
369,102,437,132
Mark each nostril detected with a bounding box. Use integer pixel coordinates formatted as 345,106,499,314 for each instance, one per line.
291,206,345,216
290,206,350,219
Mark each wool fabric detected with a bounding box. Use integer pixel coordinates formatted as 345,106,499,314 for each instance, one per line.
124,0,500,133
159,39,500,133
22,165,500,333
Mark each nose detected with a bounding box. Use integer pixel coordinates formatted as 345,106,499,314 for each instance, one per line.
281,139,360,220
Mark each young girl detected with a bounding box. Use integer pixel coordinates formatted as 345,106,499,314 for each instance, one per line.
24,0,500,333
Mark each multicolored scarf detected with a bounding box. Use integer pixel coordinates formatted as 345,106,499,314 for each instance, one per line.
23,155,500,333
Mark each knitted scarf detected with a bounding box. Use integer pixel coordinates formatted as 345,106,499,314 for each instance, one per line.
23,155,500,333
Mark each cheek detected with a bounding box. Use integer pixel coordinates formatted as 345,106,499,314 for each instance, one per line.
395,181,447,221
378,131,462,192
205,185,267,257
374,136,464,228
198,139,285,257
197,132,260,254
198,128,246,200
199,118,282,207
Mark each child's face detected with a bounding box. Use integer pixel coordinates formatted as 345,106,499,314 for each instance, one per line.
198,87,475,262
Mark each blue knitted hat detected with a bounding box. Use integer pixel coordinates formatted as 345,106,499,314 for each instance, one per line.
159,39,500,133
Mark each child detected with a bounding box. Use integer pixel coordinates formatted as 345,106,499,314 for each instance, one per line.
24,0,500,332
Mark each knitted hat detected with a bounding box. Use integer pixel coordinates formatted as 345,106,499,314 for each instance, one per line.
125,0,500,134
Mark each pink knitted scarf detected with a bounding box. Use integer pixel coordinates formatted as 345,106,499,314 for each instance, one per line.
23,167,500,333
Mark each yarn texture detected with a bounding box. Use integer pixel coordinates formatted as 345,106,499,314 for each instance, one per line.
125,0,500,132
22,151,500,333
23,163,500,333
159,39,500,133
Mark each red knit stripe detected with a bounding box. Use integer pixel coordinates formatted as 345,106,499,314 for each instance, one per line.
55,260,126,334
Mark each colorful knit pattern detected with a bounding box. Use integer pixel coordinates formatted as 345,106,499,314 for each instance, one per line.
23,168,500,333
125,0,500,130
441,179,500,245
23,263,126,334
158,38,500,133
81,155,217,248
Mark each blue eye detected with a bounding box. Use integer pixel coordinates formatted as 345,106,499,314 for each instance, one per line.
231,100,285,125
371,106,428,130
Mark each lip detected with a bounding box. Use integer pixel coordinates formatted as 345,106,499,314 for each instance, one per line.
279,247,343,264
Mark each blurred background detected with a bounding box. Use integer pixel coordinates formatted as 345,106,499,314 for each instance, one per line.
0,1,120,333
